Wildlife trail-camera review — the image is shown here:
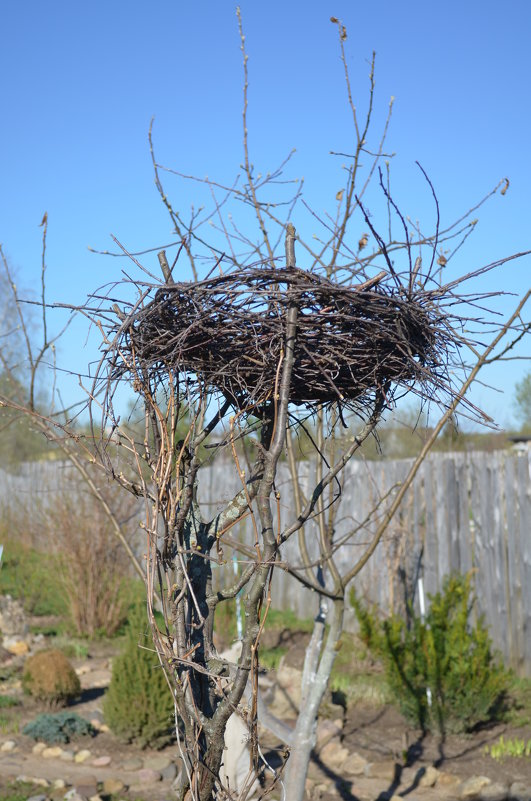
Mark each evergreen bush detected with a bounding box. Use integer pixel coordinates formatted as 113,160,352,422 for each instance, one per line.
352,573,509,734
103,604,174,748
22,649,81,707
22,711,94,744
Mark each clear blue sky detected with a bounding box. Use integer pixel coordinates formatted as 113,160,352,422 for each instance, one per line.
1,0,530,428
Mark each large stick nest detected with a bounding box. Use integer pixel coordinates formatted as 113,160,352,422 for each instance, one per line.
113,265,458,413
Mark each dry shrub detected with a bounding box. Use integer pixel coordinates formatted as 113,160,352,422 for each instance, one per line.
44,487,139,637
7,469,141,637
22,649,81,707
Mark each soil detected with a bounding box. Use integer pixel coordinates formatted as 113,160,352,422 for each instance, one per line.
0,629,530,800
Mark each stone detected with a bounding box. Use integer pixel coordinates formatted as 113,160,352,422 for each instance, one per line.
98,724,110,732
319,741,349,771
342,751,368,777
122,757,144,771
479,782,509,801
74,783,98,800
64,791,83,801
220,712,259,798
27,796,47,801
365,759,398,782
74,748,92,763
312,782,335,799
4,639,30,655
161,763,178,781
91,755,112,767
268,663,302,718
419,765,440,787
459,776,492,799
315,718,342,749
509,782,531,801
135,767,162,784
32,741,47,754
0,595,29,637
438,771,461,786
53,779,67,789
0,739,17,752
60,749,75,761
102,779,125,795
42,745,64,758
143,753,171,771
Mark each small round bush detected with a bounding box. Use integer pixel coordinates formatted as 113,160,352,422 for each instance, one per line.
103,604,174,749
22,649,81,707
23,711,94,744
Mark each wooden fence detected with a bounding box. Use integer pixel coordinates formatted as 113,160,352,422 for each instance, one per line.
1,450,530,674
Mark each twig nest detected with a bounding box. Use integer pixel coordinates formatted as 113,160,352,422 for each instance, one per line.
116,266,452,412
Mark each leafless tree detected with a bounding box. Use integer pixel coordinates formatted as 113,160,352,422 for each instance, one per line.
2,12,530,801
77,16,531,801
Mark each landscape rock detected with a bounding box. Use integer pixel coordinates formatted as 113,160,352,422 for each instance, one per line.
269,663,302,718
135,767,162,784
0,739,17,752
342,751,368,777
0,595,29,638
73,782,98,800
311,782,335,800
365,759,398,782
102,779,125,794
122,757,144,771
143,753,171,771
27,795,47,801
60,749,75,761
74,749,92,763
32,742,46,755
459,775,492,799
419,765,440,787
91,755,112,767
42,745,64,758
479,782,509,801
53,779,67,789
161,762,178,781
438,771,461,785
319,741,350,771
4,638,30,655
315,718,342,749
510,782,531,801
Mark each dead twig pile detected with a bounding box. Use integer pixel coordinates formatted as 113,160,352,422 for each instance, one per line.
107,264,463,415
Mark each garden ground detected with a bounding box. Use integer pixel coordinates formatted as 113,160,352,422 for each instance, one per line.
0,623,530,801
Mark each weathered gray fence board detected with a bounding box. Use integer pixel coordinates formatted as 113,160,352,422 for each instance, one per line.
2,448,531,674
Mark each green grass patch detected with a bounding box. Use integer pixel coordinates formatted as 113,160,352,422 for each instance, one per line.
260,646,288,671
0,695,21,709
264,607,314,632
0,536,68,617
0,711,20,735
0,782,42,801
503,676,531,728
485,734,531,760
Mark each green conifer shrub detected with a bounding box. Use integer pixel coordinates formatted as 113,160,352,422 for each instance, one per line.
22,711,94,744
22,649,81,707
352,573,509,734
103,604,174,748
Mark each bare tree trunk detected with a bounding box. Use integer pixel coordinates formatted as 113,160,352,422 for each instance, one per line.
284,598,344,801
